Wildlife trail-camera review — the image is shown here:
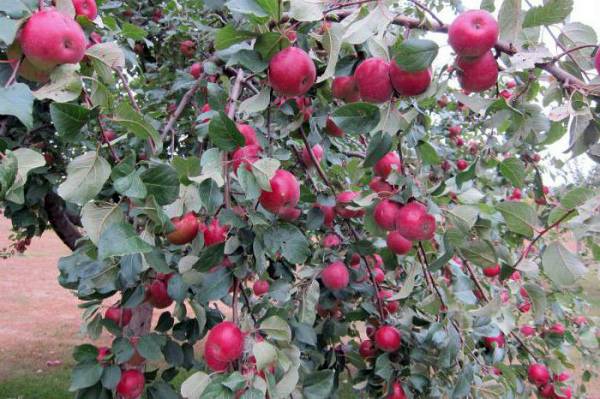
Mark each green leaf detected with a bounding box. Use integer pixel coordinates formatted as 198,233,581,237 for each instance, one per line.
392,38,439,72
112,338,134,364
498,0,522,44
0,17,21,46
259,315,292,342
459,240,497,267
198,179,223,214
331,103,381,135
251,158,280,191
3,148,45,204
416,141,441,165
180,372,211,399
208,111,245,151
254,31,290,61
363,132,393,168
196,267,232,303
97,222,153,260
122,23,147,40
0,151,17,199
499,157,526,188
222,372,246,391
523,283,546,325
0,82,34,129
253,341,277,370
85,41,125,70
113,102,162,153
140,165,180,205
100,365,121,390
299,280,320,326
113,169,148,199
69,361,104,391
263,223,310,264
33,64,82,103
447,205,479,233
542,241,587,288
81,201,124,245
255,0,279,18
238,86,271,114
57,151,111,206
289,0,324,21
73,344,99,363
304,370,335,399
523,0,573,28
456,160,477,189
480,0,496,12
560,187,596,209
226,0,269,17
50,103,93,141
137,334,165,362
215,24,256,50
497,201,538,238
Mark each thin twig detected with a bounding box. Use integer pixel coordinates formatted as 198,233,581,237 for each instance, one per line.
240,283,258,324
232,277,239,324
325,0,377,12
4,56,22,88
160,76,204,139
408,0,444,26
114,68,141,112
552,44,598,63
417,242,446,309
223,69,245,210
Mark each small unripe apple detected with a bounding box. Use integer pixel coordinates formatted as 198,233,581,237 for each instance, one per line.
456,159,469,171
528,363,550,386
259,170,300,214
387,381,407,399
253,280,269,296
190,62,203,79
146,278,173,309
506,79,517,89
321,261,350,291
167,212,199,245
116,369,145,399
374,152,402,178
499,89,512,100
483,264,500,277
520,325,536,337
301,144,324,168
395,202,436,241
369,177,395,194
204,321,244,372
448,10,499,57
332,76,361,102
105,306,133,327
335,191,365,219
354,58,393,103
20,9,87,70
268,47,316,97
389,61,432,96
325,118,344,137
374,199,402,231
456,51,498,93
72,0,98,20
201,219,229,247
358,339,377,358
314,203,336,228
374,325,401,352
386,231,413,255
322,233,341,248
180,40,196,57
232,145,262,173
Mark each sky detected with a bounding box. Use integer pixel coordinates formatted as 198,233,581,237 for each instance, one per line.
430,0,599,185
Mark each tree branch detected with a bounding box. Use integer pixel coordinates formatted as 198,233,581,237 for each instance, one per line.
160,75,204,140
44,191,83,251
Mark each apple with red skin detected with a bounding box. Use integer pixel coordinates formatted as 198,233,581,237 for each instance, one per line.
322,233,341,248
448,10,498,57
321,261,350,291
378,289,399,314
520,325,536,337
232,145,262,173
528,363,550,386
96,346,111,365
374,152,402,178
301,144,324,168
539,384,555,398
395,202,436,241
386,231,413,255
448,125,462,137
372,267,384,284
152,9,162,22
253,280,270,296
72,0,98,20
101,129,116,143
167,212,199,245
336,191,365,219
314,203,335,228
179,40,196,57
548,322,566,336
510,188,522,200
483,264,500,277
354,58,393,103
389,61,432,96
332,76,361,102
200,219,228,247
190,62,203,79
358,339,377,358
387,382,407,399
105,306,132,327
594,50,600,75
483,333,505,349
456,159,469,171
454,137,465,147
116,370,145,399
518,301,531,313
374,325,401,352
325,118,344,137
369,177,395,194
6,43,50,83
506,79,517,89
456,51,498,92
268,47,316,96
278,206,301,221
259,170,300,214
499,89,512,100
374,199,402,231
146,278,173,309
20,9,87,70
204,321,244,372
235,123,260,147
573,315,587,326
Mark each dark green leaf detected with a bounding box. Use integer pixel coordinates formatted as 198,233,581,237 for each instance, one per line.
498,157,526,188
363,132,393,167
208,111,245,151
215,24,256,50
392,38,439,72
97,222,153,260
416,141,441,165
254,32,290,61
50,103,93,141
523,0,573,28
69,361,104,391
331,103,381,135
140,165,180,205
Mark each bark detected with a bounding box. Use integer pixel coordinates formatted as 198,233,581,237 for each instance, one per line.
44,191,83,251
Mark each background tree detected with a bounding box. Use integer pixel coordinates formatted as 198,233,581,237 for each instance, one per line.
1,0,599,398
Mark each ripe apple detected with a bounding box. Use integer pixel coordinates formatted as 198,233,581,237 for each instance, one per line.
506,79,517,89
259,170,300,214
200,219,228,247
253,280,269,296
539,384,555,398
573,315,587,326
369,177,395,194
387,382,407,399
336,191,365,219
321,261,350,291
332,76,361,102
448,125,462,137
105,306,133,327
96,347,111,365
167,212,199,245
456,159,469,171
483,333,505,349
395,202,436,241
520,325,536,337
325,117,344,137
378,289,399,313
268,47,316,97
518,302,531,313
278,206,301,221
101,129,116,143
116,370,145,399
301,144,324,168
232,145,262,173
548,322,565,336
72,0,98,19
372,267,384,283
386,231,412,255
204,321,244,372
313,203,336,228
235,123,260,147
499,89,512,100
322,233,341,248
152,9,162,22
389,61,432,96
358,339,377,358
374,152,402,178
456,51,498,92
448,10,499,57
146,278,173,309
528,363,550,386
6,43,50,83
374,325,401,352
354,58,393,103
483,264,500,277
20,9,87,70
553,386,572,399
595,50,600,75
374,199,402,231
190,62,203,79
179,40,196,57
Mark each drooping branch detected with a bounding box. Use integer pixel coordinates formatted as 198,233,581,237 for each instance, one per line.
44,191,83,251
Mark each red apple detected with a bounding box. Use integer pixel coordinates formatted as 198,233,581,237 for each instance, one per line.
483,264,500,277
200,219,228,247
180,40,196,57
101,129,116,143
322,233,341,248
325,118,344,137
548,322,565,336
483,333,505,349
6,43,50,83
506,80,516,89
456,51,498,92
369,177,395,194
539,384,555,398
204,321,244,372
72,0,98,19
20,9,87,70
301,144,324,168
96,347,111,365
378,289,399,314
167,212,199,245
389,62,432,96
449,125,462,137
554,386,572,399
456,159,469,171
268,47,316,96
374,152,402,178
520,325,536,337
595,50,600,75
278,206,301,221
314,203,336,228
332,76,361,102
387,381,407,399
190,62,203,79
372,267,384,283
253,280,269,296
146,279,173,309
116,370,145,399
386,231,412,255
232,145,262,173
448,10,498,57
235,123,260,147
321,261,350,291
358,339,377,358
373,199,402,231
395,202,436,241
499,89,512,100
152,9,162,22
336,191,365,219
518,302,531,313
259,170,300,214
105,306,132,327
354,58,393,103
528,363,550,386
374,325,401,352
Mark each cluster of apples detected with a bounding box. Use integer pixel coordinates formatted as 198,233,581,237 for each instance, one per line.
8,0,98,83
166,212,229,246
528,364,573,399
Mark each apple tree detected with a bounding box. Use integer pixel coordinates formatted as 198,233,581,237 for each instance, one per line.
1,0,600,398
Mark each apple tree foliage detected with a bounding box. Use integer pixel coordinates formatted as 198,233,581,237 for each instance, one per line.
1,0,600,398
